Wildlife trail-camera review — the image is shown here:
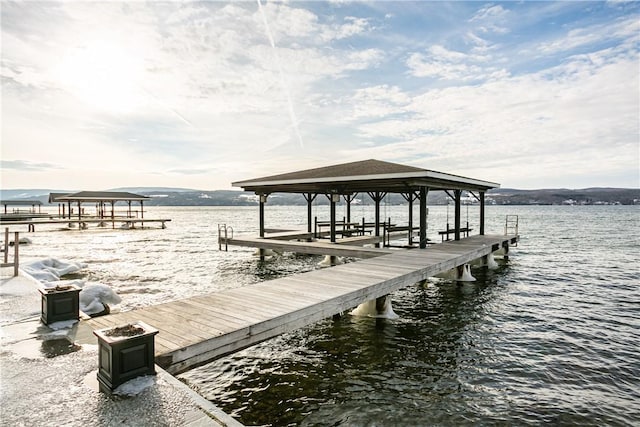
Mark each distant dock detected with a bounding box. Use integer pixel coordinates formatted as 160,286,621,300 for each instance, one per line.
1,190,170,231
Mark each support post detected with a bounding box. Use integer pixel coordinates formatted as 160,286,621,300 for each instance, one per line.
408,194,414,245
304,193,315,233
367,192,386,248
13,231,19,276
259,194,268,261
329,193,339,243
419,187,428,249
3,228,8,264
503,241,510,260
374,193,380,240
343,193,357,223
480,191,485,235
402,192,418,246
259,194,267,238
454,190,461,241
111,201,115,229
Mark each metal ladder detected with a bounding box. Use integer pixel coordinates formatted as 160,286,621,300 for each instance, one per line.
217,224,234,251
504,215,519,246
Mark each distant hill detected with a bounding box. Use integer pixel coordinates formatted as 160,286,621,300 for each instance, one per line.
0,189,74,200
108,186,196,193
1,187,638,206
488,188,639,205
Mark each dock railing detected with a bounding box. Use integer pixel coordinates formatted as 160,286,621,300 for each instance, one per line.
2,228,20,276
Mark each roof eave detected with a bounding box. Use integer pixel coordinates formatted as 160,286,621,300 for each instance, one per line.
234,170,499,193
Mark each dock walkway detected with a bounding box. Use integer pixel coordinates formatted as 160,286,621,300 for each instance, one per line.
86,234,517,374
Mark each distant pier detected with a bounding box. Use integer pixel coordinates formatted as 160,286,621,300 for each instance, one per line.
1,191,170,231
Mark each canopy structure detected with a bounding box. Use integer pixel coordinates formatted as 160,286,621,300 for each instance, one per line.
0,200,42,219
233,159,500,248
1,200,43,215
49,191,150,221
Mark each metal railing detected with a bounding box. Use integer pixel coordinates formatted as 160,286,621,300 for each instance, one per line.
218,224,234,251
505,215,519,244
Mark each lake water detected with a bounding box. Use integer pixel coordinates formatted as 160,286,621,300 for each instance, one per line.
18,205,640,426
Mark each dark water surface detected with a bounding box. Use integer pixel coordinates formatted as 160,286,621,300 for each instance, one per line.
20,205,640,425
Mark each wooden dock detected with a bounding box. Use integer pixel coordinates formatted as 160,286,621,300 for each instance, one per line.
86,233,518,374
222,235,392,258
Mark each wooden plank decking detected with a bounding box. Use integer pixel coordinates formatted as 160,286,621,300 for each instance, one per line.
85,234,518,374
222,235,392,258
221,229,411,258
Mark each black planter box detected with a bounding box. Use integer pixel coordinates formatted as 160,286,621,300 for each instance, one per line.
93,321,159,394
39,285,81,325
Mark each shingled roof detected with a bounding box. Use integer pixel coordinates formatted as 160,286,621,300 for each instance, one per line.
233,159,498,194
52,191,149,202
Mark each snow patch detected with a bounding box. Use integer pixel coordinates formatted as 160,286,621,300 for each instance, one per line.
80,283,122,315
24,258,122,315
113,375,156,396
47,319,79,330
23,258,87,282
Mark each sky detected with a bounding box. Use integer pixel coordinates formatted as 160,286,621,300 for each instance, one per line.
1,0,639,191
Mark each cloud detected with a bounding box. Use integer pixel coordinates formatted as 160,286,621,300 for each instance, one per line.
349,85,411,119
1,160,62,171
470,4,508,22
167,168,213,176
406,45,508,81
339,41,639,187
537,15,639,55
468,4,510,34
330,16,374,40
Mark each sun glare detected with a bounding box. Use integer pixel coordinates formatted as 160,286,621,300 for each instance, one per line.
54,40,147,114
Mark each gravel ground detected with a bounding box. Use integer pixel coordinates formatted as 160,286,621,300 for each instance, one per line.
0,270,241,427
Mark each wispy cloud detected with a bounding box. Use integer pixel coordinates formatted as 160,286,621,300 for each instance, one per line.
406,44,509,81
1,160,62,171
537,15,639,55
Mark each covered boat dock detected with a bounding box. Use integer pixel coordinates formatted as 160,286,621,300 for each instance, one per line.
0,191,170,231
49,191,150,222
230,159,499,249
0,200,46,221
